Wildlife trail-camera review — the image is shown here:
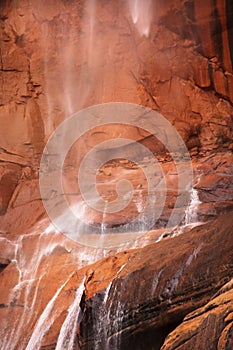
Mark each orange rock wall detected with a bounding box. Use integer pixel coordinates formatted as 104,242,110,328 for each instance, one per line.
1,0,233,229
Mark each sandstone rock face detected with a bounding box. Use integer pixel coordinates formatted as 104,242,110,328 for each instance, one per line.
0,1,233,350
0,213,232,350
0,162,21,215
79,214,233,350
0,0,233,228
161,280,233,350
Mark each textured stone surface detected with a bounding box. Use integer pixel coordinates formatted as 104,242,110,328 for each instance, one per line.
78,213,233,349
0,1,233,349
0,213,231,349
0,163,21,215
0,0,233,224
161,280,233,350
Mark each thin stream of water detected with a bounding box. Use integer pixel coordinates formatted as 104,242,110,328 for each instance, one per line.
55,277,86,350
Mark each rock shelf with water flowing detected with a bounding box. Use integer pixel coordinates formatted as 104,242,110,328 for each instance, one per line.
1,1,233,350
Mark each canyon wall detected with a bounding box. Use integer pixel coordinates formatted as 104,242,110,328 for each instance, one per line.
0,0,233,233
0,0,233,349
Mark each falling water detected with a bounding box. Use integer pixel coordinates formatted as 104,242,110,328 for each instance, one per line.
55,278,85,350
163,244,203,298
172,181,202,238
1,227,63,350
155,180,202,241
101,200,108,236
184,186,201,225
98,263,127,350
135,190,144,214
0,1,208,349
26,278,72,350
87,0,97,68
136,190,148,233
0,219,107,350
128,0,153,37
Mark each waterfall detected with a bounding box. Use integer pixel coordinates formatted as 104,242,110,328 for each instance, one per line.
155,180,202,241
55,278,85,350
1,226,62,350
90,263,127,350
26,277,71,350
128,0,153,37
173,182,202,238
163,244,202,298
101,200,108,236
0,2,208,349
184,186,201,225
135,190,144,214
0,219,108,350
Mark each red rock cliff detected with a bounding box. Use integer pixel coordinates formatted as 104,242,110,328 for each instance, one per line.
0,1,233,349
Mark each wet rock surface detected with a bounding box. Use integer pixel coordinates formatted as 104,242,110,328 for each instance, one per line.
0,0,233,349
0,0,233,232
0,213,231,349
79,213,233,350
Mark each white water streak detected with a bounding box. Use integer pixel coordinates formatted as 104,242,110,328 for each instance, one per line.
164,244,203,297
26,277,71,350
128,0,152,37
55,278,85,350
184,186,201,225
101,201,108,236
